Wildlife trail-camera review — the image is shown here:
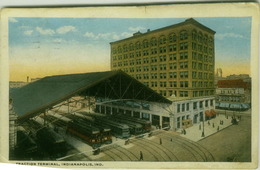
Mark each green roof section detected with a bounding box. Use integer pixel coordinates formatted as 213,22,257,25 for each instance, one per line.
10,70,171,122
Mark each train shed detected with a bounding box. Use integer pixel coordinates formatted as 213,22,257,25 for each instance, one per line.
10,70,171,123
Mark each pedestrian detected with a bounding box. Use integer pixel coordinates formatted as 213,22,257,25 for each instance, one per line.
199,124,201,130
171,138,173,142
208,121,210,125
139,151,143,161
212,123,215,128
217,126,219,131
160,138,162,145
184,129,186,135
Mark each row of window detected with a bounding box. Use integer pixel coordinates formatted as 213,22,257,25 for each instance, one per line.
114,62,214,72
139,80,214,88
112,51,213,63
154,89,214,98
135,72,189,79
113,43,189,57
112,30,213,54
177,99,214,113
129,72,213,80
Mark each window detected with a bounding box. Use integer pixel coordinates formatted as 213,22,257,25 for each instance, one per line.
150,37,157,46
169,72,177,78
160,73,167,79
180,71,188,78
180,62,188,69
192,72,197,79
193,102,197,109
151,48,157,54
135,42,141,49
159,46,167,53
169,63,177,70
169,53,177,60
192,81,197,87
180,30,188,40
186,103,190,111
169,33,177,43
199,101,203,108
180,91,188,97
180,42,188,50
169,81,177,87
159,35,166,44
180,81,188,87
180,52,188,60
182,104,185,112
177,104,180,113
192,52,197,60
151,65,157,71
205,100,208,107
159,64,167,70
159,55,167,62
192,30,197,41
143,39,149,48
169,44,177,52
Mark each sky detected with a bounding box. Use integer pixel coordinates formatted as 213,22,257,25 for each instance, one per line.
9,17,251,81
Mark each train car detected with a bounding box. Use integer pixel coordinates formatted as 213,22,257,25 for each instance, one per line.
36,127,67,157
112,115,152,132
109,116,143,135
15,130,38,159
68,114,112,144
95,118,130,139
66,119,101,148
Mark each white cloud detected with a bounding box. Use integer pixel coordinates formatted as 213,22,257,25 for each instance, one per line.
128,26,146,32
9,18,18,23
84,32,95,38
121,32,132,38
24,30,34,36
84,31,132,41
36,27,55,35
216,33,244,40
56,26,76,34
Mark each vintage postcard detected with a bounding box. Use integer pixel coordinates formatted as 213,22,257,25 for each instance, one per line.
0,2,259,169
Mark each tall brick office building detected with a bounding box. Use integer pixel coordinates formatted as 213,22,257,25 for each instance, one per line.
110,18,215,100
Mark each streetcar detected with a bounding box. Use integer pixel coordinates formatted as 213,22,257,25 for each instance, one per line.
66,119,101,148
68,114,112,144
109,116,143,135
112,115,152,132
95,117,130,138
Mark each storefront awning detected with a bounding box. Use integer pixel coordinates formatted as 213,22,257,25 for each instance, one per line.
205,110,211,117
210,109,216,115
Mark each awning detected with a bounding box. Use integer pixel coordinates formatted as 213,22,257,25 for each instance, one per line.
230,104,241,109
210,109,216,115
219,102,230,108
205,110,211,117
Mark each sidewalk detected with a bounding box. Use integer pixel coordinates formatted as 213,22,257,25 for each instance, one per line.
177,114,235,142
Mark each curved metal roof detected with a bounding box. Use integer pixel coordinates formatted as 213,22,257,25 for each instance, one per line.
10,70,171,122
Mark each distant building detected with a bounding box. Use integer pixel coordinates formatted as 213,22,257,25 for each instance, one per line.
31,78,42,82
9,81,28,88
216,79,251,110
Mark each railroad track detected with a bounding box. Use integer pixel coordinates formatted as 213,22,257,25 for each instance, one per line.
157,132,214,162
131,138,179,161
